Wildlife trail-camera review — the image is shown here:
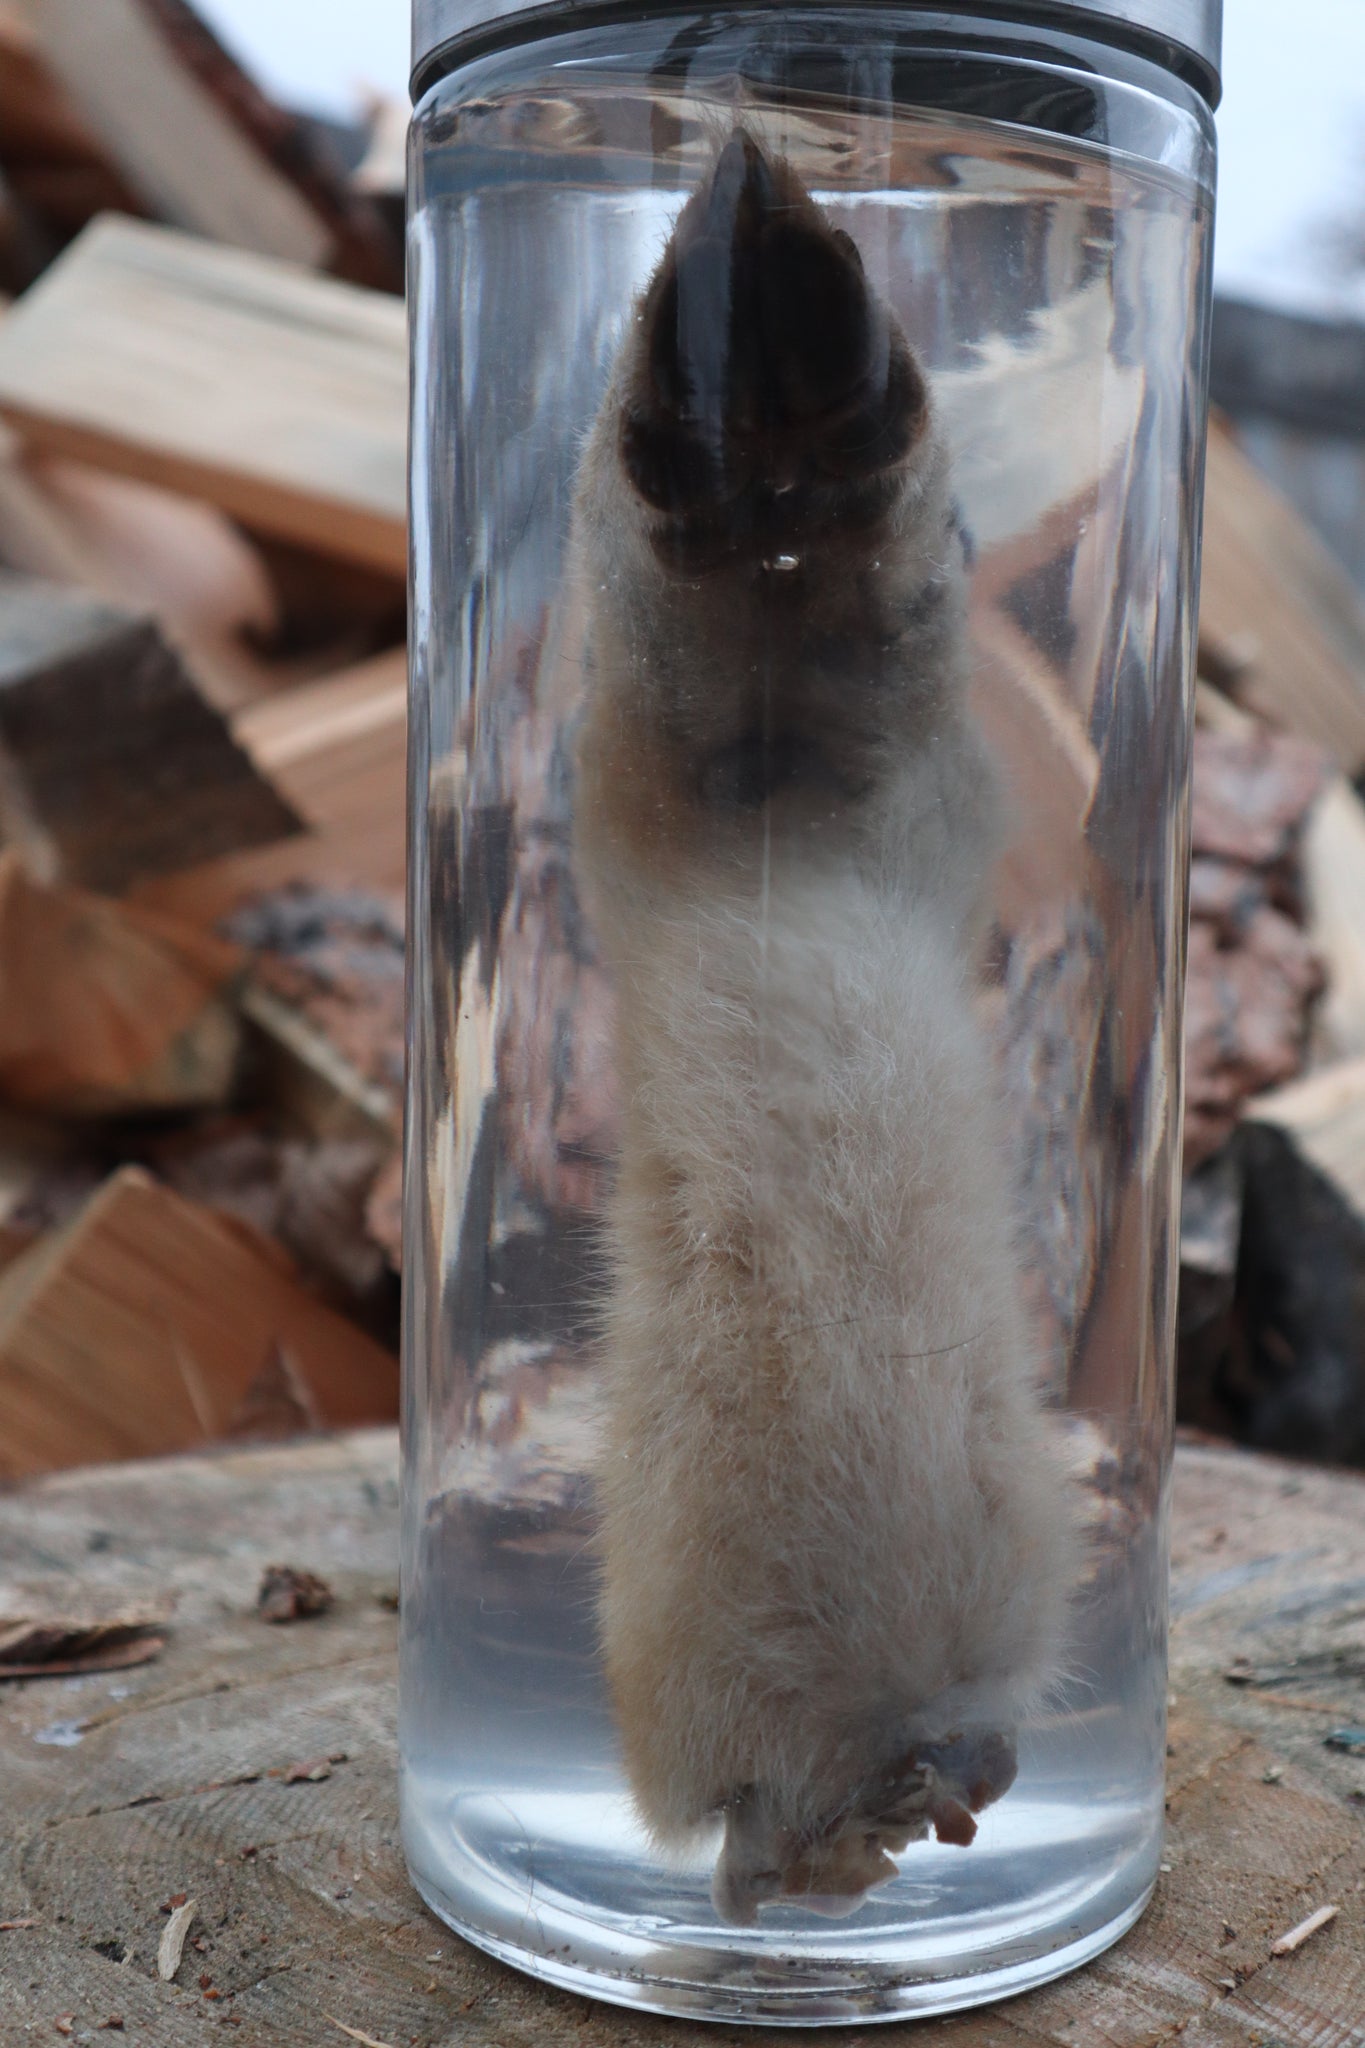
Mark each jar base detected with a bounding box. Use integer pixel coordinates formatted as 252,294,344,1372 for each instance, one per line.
406,1840,1156,2025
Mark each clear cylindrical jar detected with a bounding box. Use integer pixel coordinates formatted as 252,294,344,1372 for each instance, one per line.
403,0,1218,2021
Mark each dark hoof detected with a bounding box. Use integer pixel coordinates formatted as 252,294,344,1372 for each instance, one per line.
621,131,926,537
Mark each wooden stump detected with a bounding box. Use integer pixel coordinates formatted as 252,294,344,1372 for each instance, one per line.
0,1431,1361,2044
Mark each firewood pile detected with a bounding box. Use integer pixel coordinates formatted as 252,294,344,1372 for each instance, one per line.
0,0,406,1481
2,0,1365,1482
1181,430,1365,1464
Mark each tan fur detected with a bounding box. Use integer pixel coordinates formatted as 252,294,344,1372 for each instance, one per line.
570,134,1077,1923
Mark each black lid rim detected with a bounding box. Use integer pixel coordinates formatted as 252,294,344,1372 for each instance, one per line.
411,0,1222,107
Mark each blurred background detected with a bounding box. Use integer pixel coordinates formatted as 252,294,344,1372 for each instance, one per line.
199,0,1365,582
2,0,1365,1487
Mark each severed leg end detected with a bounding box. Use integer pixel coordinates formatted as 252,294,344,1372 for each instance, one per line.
712,1727,1019,1926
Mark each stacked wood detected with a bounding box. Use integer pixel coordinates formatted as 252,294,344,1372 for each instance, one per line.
3,1,1365,1482
0,216,407,573
0,16,408,1471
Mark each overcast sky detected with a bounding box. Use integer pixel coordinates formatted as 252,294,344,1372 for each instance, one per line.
197,0,1365,314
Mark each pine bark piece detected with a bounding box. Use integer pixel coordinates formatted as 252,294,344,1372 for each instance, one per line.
1191,722,1332,882
0,574,300,889
1182,724,1331,1170
256,1562,333,1623
228,886,406,1146
0,1601,168,1680
0,1165,396,1479
0,851,245,1117
0,217,407,574
1183,908,1324,1171
1199,418,1365,775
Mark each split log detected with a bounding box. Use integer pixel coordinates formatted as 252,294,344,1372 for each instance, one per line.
0,851,243,1117
0,216,407,574
0,4,143,248
1199,417,1365,774
0,1165,396,1479
129,646,408,925
12,0,330,268
1247,1056,1365,1219
12,0,401,289
0,431,283,711
0,573,300,888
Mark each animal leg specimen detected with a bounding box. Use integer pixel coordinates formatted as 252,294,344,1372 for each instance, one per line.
571,131,1078,1924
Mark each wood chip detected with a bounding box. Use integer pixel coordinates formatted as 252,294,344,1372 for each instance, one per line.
0,1917,36,1929
284,1756,332,1783
54,2020,73,2038
257,1563,333,1623
157,1897,196,1981
1270,1903,1339,1955
325,2020,396,2048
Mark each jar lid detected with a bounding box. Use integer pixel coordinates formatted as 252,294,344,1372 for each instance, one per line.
412,1,1222,107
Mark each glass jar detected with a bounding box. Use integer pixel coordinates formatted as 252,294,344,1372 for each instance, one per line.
403,0,1219,2021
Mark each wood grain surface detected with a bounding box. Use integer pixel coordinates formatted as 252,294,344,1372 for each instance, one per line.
0,217,407,574
1,1431,1361,2045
